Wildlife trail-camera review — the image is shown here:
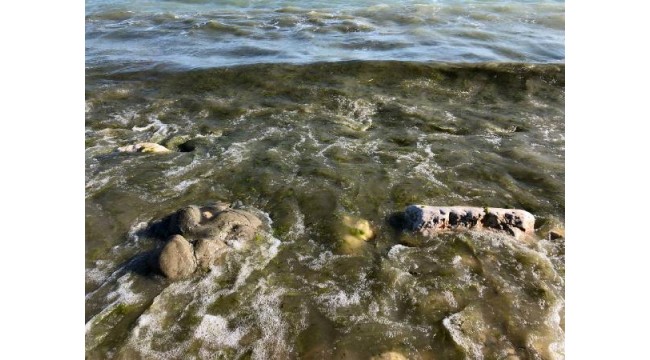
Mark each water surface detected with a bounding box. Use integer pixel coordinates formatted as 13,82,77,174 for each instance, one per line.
85,61,565,359
86,0,564,71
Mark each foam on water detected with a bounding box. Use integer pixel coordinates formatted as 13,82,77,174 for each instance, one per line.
194,315,244,348
162,156,201,177
85,260,114,286
172,178,199,192
250,281,292,360
318,289,362,309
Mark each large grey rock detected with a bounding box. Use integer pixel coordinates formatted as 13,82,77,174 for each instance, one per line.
148,203,265,280
404,205,535,239
158,235,197,280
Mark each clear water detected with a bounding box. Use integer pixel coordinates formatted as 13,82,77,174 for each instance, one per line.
85,1,565,359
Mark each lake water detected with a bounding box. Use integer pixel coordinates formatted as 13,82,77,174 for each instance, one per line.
85,1,565,359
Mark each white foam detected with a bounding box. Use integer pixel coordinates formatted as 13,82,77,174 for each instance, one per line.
251,281,291,360
221,142,250,165
444,111,458,122
387,244,409,260
85,266,109,285
172,179,199,192
163,157,200,177
127,221,149,243
194,315,244,348
234,236,282,288
481,133,502,146
226,238,247,251
318,289,361,310
85,176,111,195
411,139,447,187
112,109,138,125
105,273,144,304
443,290,458,308
286,208,305,239
544,301,565,360
303,250,334,270
331,97,376,131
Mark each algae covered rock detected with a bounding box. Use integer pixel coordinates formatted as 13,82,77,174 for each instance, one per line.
338,215,375,254
159,235,197,280
116,142,171,154
370,351,408,360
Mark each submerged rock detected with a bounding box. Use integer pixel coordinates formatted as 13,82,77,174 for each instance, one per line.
146,202,264,280
370,352,408,360
116,142,171,154
338,215,375,254
402,205,535,239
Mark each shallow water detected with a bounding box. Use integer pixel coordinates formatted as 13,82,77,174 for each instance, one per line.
85,61,564,359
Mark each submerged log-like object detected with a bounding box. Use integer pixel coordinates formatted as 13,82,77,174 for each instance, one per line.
404,205,535,239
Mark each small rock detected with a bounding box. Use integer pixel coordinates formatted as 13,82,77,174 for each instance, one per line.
339,215,374,254
146,203,265,280
159,235,197,280
116,142,171,154
370,351,408,360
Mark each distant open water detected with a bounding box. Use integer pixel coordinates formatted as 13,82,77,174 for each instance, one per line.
86,0,564,71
